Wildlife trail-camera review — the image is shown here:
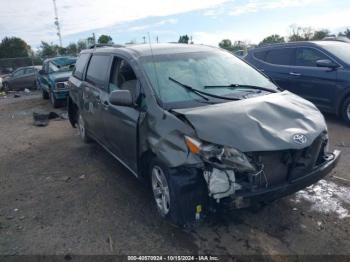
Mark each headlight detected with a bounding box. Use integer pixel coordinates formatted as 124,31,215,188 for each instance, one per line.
184,136,256,172
55,81,67,89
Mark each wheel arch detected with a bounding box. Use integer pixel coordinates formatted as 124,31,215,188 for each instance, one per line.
337,91,350,116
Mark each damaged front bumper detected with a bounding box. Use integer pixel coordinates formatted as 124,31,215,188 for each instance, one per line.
223,150,341,208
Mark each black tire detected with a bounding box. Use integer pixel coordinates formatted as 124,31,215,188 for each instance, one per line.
3,82,9,92
42,89,49,100
77,110,92,143
149,158,207,227
32,80,38,90
341,97,350,126
50,92,61,108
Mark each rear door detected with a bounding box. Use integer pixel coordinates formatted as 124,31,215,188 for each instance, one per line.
287,47,338,110
262,47,296,90
83,54,112,142
102,56,141,173
22,67,36,88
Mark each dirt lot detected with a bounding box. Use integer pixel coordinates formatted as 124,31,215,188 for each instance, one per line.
1,92,350,256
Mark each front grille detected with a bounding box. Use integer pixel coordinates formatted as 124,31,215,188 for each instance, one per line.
236,132,328,191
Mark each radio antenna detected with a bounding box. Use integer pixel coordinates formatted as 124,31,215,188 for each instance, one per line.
147,32,163,105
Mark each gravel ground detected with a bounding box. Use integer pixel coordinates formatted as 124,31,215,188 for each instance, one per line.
0,92,349,256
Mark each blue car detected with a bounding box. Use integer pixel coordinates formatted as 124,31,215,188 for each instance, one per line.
38,57,76,108
245,41,350,125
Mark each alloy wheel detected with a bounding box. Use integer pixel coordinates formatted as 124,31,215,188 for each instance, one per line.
347,102,350,121
151,165,170,217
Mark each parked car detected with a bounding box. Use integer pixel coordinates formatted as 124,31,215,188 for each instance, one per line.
2,66,39,91
38,56,76,108
67,44,340,226
245,41,350,125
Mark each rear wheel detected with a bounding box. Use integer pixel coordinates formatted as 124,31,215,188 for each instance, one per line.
341,97,350,126
3,82,9,92
32,80,38,90
77,111,92,143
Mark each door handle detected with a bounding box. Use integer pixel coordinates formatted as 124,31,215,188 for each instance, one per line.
258,68,265,72
289,72,301,76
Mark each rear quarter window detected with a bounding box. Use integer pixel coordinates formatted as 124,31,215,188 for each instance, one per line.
253,50,268,60
73,53,90,80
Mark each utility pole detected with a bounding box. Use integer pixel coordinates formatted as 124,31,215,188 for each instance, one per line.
142,36,146,44
156,36,159,43
52,0,62,47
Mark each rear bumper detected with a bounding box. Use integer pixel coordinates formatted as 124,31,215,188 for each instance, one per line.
231,150,341,205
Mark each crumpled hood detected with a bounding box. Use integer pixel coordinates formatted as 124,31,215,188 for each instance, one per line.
173,91,327,152
49,71,72,82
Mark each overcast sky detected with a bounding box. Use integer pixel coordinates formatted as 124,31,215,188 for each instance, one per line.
0,0,349,49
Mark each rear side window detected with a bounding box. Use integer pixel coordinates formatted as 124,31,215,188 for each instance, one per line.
13,69,24,77
253,50,267,60
296,48,329,67
86,55,110,86
265,48,295,65
24,68,34,74
73,53,90,80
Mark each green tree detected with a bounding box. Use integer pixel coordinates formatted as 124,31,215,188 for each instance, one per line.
178,35,189,44
0,37,30,58
219,39,248,53
77,40,87,52
66,43,78,55
259,34,285,46
38,41,57,57
219,39,233,51
338,28,350,38
98,35,113,44
312,29,330,40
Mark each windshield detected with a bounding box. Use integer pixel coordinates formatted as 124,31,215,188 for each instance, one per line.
49,57,76,73
141,50,277,109
319,42,350,64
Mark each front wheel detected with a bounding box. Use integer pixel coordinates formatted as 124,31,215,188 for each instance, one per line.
149,159,207,227
50,92,60,108
42,89,49,99
341,97,350,126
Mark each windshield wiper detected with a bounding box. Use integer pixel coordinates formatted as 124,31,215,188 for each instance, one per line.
169,77,240,101
204,84,277,93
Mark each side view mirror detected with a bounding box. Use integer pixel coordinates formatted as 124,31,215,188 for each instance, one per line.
38,69,46,75
109,90,133,107
316,59,339,69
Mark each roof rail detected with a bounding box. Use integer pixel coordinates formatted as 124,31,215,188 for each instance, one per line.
322,36,350,43
89,44,125,49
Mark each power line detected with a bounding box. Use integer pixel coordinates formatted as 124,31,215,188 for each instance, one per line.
52,0,62,47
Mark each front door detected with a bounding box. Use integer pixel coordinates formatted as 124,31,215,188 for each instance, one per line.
287,47,337,111
102,57,141,173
